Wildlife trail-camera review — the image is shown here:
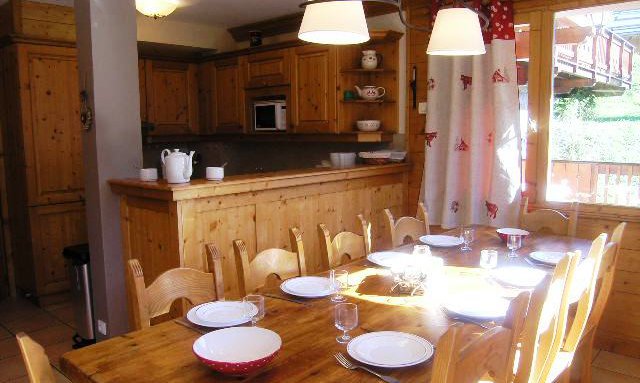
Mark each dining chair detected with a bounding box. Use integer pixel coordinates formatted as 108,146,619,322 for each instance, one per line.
126,244,225,330
513,252,580,383
318,214,371,269
431,291,530,383
384,202,430,247
233,227,307,296
565,222,626,383
519,197,578,237
16,332,60,383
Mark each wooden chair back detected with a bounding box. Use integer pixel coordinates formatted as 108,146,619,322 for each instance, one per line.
514,252,579,383
384,202,430,247
318,214,371,269
563,233,607,353
432,291,531,383
16,332,56,383
126,245,224,330
233,227,307,295
520,197,578,237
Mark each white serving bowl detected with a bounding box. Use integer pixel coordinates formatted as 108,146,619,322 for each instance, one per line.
356,120,381,132
193,327,282,376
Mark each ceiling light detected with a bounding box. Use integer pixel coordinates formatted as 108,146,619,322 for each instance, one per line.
298,0,488,56
136,0,178,19
427,8,486,56
298,1,370,45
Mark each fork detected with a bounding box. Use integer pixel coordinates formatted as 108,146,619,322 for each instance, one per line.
334,353,400,383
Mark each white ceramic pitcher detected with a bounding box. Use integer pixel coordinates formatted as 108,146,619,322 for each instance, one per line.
161,149,194,184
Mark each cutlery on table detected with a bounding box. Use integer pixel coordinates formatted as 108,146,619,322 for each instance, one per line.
447,316,494,330
523,256,553,269
262,293,310,306
334,352,400,383
174,318,209,335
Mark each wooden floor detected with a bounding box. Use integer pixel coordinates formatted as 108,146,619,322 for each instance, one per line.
0,297,639,383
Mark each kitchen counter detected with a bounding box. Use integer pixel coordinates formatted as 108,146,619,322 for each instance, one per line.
109,163,409,201
109,163,409,314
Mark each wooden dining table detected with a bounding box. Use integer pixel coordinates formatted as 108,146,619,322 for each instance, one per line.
60,226,593,383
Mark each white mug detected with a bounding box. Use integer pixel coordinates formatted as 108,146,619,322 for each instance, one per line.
139,168,158,182
206,167,224,181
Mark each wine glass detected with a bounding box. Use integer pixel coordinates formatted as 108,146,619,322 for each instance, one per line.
335,303,358,344
243,294,265,326
330,269,349,303
412,244,431,257
480,249,498,270
507,235,522,258
461,227,474,251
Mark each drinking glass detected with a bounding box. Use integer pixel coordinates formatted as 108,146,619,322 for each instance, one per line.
334,303,358,344
412,244,432,257
461,227,474,251
480,249,498,270
330,269,349,303
243,294,265,326
507,235,522,258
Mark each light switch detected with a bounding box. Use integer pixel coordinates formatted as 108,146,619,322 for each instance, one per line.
418,102,428,115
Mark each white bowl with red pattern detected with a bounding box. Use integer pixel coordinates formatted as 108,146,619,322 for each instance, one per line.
496,228,530,243
193,327,282,376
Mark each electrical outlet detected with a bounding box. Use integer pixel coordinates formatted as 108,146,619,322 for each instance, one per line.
97,320,107,336
418,102,428,115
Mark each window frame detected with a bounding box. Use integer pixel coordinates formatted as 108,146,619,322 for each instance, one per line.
515,0,640,221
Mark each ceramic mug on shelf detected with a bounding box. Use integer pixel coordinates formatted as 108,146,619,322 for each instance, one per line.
139,168,158,182
206,167,224,181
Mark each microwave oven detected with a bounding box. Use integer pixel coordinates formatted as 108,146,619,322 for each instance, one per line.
253,100,287,131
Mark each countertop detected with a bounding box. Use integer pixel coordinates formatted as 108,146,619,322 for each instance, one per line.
109,163,409,201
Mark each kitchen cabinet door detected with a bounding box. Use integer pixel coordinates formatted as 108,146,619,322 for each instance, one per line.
246,49,290,88
212,57,245,133
29,202,87,296
290,45,337,133
145,60,199,136
15,44,84,206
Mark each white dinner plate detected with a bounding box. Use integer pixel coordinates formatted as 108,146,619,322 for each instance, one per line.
491,266,547,289
419,235,464,247
347,331,434,368
444,292,511,320
280,276,333,298
366,251,414,268
187,301,257,328
529,251,566,266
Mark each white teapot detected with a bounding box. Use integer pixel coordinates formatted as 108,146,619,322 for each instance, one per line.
354,85,386,101
161,149,194,184
361,50,379,70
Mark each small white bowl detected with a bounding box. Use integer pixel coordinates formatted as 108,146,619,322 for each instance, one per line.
356,120,381,132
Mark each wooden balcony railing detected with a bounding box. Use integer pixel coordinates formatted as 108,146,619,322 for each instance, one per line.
550,160,640,206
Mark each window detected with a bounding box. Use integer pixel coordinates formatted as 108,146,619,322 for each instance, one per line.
548,4,640,207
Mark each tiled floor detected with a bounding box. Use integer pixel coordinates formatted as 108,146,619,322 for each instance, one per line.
1,297,640,382
0,297,74,382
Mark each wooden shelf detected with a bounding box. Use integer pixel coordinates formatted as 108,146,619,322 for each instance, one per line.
341,99,396,104
340,68,396,74
143,132,393,144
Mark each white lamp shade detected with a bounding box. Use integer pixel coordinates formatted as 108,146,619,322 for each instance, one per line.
427,8,486,56
298,1,370,45
136,0,178,19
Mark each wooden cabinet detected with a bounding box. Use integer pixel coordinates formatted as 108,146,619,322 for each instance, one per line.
213,57,245,133
29,202,87,296
245,49,290,88
290,45,337,133
0,43,86,299
143,60,199,136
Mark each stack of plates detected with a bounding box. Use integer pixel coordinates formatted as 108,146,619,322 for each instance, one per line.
187,301,257,328
347,331,434,368
280,276,334,298
443,292,510,320
491,266,547,289
528,251,565,267
366,251,414,268
419,235,464,247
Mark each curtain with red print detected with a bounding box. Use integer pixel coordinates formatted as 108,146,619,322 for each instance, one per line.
422,0,521,228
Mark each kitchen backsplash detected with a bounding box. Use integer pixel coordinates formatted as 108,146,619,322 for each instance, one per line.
143,140,396,178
